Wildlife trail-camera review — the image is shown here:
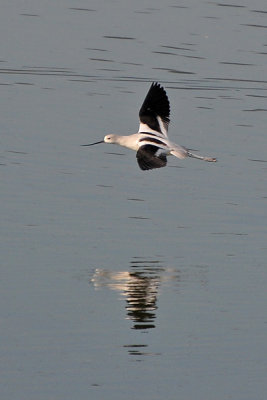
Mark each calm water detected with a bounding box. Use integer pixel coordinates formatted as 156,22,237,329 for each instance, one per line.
1,1,267,399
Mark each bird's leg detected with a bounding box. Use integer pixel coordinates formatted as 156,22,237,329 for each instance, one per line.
187,150,217,162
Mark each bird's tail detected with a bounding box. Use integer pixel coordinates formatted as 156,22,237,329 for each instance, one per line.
170,144,188,159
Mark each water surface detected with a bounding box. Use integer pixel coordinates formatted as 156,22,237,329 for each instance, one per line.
1,1,267,400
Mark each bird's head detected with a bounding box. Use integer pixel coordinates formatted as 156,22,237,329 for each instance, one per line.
104,134,118,144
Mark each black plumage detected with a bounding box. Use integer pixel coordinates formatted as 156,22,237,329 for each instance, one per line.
139,82,170,134
136,145,167,170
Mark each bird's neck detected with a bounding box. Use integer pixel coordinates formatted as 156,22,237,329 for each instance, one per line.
116,134,139,151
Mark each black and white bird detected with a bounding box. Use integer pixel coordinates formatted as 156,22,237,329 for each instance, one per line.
82,82,217,170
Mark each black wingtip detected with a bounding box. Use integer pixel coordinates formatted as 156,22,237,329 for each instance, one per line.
139,82,170,132
136,145,167,170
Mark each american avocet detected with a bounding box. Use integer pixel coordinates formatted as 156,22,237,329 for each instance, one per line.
82,82,217,170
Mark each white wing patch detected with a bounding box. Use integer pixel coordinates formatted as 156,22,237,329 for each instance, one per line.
138,122,166,137
157,116,169,137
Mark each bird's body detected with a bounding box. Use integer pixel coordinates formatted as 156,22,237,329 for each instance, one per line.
83,82,216,170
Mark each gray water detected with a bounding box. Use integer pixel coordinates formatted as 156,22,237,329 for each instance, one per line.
1,1,267,399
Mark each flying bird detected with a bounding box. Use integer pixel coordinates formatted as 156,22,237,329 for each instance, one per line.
82,82,217,170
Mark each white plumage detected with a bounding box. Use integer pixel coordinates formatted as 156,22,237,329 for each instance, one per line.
83,82,217,170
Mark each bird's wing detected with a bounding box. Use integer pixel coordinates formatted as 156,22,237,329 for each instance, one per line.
136,144,167,170
138,82,170,137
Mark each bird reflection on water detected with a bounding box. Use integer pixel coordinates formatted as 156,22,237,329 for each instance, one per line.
91,258,163,330
91,258,209,331
91,258,208,358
